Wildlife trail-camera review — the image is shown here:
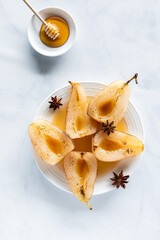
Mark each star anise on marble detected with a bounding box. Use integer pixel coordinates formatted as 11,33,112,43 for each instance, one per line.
110,171,129,189
48,96,63,111
101,120,116,135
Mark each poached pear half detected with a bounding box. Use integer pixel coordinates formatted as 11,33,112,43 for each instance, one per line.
28,119,74,165
92,129,144,162
64,151,97,210
66,82,97,139
88,74,138,125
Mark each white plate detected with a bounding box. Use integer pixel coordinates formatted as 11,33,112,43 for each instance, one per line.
33,82,144,195
28,7,76,57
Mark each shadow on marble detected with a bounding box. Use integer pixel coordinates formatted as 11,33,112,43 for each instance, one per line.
29,47,64,75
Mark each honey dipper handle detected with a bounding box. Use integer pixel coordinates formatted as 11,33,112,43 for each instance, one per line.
23,0,46,25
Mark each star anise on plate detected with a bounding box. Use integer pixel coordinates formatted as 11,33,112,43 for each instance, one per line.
48,96,63,111
110,170,129,189
101,120,116,135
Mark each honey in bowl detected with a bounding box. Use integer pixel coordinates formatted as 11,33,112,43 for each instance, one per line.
52,98,128,178
40,16,70,48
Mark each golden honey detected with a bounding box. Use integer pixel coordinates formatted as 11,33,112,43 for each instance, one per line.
100,139,122,151
76,117,84,131
76,160,89,179
43,134,63,154
40,16,69,48
98,100,116,116
73,135,93,152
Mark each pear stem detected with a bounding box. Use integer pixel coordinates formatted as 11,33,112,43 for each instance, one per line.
86,202,92,210
68,81,74,86
125,73,138,85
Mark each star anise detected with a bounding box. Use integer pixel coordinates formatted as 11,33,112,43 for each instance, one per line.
48,96,63,111
110,170,129,189
101,120,116,135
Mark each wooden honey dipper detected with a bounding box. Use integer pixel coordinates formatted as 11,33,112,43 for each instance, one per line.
23,0,60,40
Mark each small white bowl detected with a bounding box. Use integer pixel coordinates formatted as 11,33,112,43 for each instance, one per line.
28,7,76,57
32,82,144,195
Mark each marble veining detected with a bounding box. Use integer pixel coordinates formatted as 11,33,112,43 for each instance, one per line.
0,0,160,239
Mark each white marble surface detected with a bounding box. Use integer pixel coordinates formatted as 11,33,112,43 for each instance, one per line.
0,0,160,239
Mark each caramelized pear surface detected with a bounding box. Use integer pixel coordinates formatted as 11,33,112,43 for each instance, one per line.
28,119,74,165
64,151,97,209
92,130,144,162
88,80,130,125
66,82,97,139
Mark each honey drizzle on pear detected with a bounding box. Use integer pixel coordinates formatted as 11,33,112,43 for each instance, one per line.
52,97,128,178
